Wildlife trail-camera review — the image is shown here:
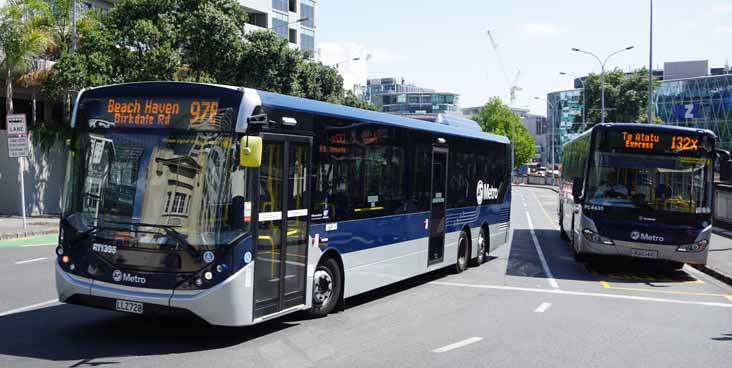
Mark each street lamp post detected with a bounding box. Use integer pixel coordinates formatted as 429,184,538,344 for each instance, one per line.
559,72,587,132
271,17,310,35
331,57,361,69
648,0,654,124
572,46,634,124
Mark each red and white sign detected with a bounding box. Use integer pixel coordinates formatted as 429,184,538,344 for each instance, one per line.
6,114,29,158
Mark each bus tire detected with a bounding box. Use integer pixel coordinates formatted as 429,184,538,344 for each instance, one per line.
571,220,588,262
559,205,569,241
308,257,342,317
470,227,487,267
454,231,469,273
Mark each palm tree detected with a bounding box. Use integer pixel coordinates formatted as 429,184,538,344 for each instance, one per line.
0,0,54,127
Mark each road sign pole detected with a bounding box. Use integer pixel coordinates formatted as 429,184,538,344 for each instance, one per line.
6,113,30,229
18,157,26,229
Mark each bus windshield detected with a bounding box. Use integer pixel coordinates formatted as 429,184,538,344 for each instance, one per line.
62,129,251,249
586,151,712,214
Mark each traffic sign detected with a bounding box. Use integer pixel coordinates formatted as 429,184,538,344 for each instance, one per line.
6,114,29,158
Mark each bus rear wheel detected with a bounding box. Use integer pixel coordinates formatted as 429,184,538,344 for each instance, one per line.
559,206,569,241
470,228,487,267
454,231,469,273
308,257,342,317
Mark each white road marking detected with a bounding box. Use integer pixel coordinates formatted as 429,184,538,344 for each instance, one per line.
20,243,57,248
14,257,47,265
431,337,483,353
526,213,559,289
534,302,552,313
0,299,59,317
430,282,732,308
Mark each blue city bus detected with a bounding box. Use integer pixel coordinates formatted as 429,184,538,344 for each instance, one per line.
56,82,512,326
559,123,724,269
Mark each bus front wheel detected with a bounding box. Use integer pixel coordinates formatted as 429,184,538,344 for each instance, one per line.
454,231,469,273
309,257,342,317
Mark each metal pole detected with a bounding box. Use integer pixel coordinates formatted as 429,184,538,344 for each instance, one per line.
18,157,26,229
600,64,606,124
581,79,586,131
71,0,76,54
647,0,654,124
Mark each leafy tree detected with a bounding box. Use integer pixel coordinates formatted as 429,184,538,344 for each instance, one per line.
180,0,246,82
0,0,54,126
339,90,378,111
580,68,659,128
475,97,536,167
235,30,303,95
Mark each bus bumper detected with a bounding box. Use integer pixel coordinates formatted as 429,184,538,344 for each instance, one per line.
580,238,709,265
55,263,259,326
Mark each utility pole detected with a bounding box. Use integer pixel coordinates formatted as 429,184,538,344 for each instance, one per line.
647,0,654,124
71,0,77,54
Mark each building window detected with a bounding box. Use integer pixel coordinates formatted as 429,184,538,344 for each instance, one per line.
289,28,297,44
272,12,289,39
300,0,314,28
289,0,297,12
272,0,288,13
300,27,314,55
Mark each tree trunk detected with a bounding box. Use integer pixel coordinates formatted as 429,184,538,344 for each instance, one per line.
4,66,13,129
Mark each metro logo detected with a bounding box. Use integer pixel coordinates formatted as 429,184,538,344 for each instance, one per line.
630,231,664,243
476,180,499,205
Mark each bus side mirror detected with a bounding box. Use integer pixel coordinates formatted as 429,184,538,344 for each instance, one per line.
572,177,583,204
240,136,262,168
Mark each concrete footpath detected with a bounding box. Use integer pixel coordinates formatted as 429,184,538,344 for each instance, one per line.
519,183,732,287
0,216,59,240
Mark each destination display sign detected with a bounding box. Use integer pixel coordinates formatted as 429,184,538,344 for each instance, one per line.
605,130,707,153
82,97,226,130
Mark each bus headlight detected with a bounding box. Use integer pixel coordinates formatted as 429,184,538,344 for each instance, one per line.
582,229,614,245
677,239,708,253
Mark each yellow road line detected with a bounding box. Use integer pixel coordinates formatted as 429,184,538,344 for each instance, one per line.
601,280,732,300
530,190,559,229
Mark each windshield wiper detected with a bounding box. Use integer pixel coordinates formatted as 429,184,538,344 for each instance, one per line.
104,221,201,259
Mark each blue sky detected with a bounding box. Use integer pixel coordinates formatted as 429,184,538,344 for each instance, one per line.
317,0,732,115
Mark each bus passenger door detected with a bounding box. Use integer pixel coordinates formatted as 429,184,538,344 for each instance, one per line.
253,134,312,319
428,148,448,265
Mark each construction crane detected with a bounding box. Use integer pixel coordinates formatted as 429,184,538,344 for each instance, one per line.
486,30,522,106
486,30,522,169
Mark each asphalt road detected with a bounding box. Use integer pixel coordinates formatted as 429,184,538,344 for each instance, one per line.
1,185,732,368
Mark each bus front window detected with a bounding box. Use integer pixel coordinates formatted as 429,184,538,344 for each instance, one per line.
62,130,251,251
586,151,712,214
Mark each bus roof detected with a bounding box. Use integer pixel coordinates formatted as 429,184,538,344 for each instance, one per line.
256,90,509,144
79,82,509,145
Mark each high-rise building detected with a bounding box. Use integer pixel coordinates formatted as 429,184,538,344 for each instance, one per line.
366,77,459,117
240,0,316,55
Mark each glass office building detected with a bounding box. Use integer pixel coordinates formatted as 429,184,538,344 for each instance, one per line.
546,89,583,166
365,78,459,116
655,74,732,151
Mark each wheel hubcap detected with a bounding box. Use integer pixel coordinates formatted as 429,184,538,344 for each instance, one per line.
459,239,466,267
478,235,485,262
313,270,333,304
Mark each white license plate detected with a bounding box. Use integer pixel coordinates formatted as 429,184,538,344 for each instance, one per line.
631,249,658,259
115,300,143,314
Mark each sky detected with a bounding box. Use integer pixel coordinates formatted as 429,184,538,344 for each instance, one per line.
316,0,732,116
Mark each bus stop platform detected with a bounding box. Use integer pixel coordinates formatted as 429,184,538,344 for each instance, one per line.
0,216,59,240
